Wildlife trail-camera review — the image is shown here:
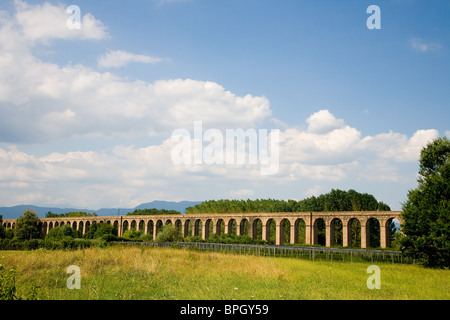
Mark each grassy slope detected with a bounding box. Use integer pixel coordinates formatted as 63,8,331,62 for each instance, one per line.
1,246,449,300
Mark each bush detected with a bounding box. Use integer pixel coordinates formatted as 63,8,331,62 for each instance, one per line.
4,229,14,240
0,237,107,251
122,228,143,240
183,236,203,243
99,233,119,242
83,222,117,239
155,225,177,242
0,264,18,300
22,239,41,250
46,225,77,240
73,238,94,249
205,233,257,244
139,233,153,242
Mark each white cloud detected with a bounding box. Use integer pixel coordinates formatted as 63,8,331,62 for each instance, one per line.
274,112,439,184
279,124,362,166
359,129,439,162
0,109,441,208
445,131,450,138
0,63,272,143
0,4,271,144
98,50,164,68
13,0,109,43
306,109,346,134
287,162,355,181
356,159,403,182
0,1,271,144
0,140,178,207
410,38,442,52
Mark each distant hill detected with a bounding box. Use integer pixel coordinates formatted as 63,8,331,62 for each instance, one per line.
0,201,201,219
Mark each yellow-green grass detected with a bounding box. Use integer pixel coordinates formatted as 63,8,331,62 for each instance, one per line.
1,246,449,300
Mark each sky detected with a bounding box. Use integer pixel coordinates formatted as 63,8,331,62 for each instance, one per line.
0,0,449,211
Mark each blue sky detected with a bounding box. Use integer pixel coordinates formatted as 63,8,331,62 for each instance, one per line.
0,0,448,210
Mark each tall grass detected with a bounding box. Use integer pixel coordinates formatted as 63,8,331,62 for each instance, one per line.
1,246,448,300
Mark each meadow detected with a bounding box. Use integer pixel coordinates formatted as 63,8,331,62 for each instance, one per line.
1,245,449,300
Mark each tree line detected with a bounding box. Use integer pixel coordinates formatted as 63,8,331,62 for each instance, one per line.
185,189,391,214
126,208,181,216
45,211,97,218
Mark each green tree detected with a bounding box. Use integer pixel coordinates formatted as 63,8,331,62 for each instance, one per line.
127,208,181,216
400,137,450,268
45,211,97,218
122,228,142,240
185,190,390,214
155,224,177,242
83,222,117,239
45,225,77,240
14,211,41,240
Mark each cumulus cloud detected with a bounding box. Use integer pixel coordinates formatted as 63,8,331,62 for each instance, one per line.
359,129,439,162
306,109,346,134
274,111,439,183
0,1,271,143
279,110,438,167
287,162,353,182
0,139,179,207
278,110,362,166
0,108,441,207
13,0,109,43
98,50,164,68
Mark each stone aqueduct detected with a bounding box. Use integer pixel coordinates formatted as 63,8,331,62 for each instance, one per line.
2,211,402,248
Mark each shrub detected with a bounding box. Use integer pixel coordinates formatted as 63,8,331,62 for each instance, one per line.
4,229,14,240
22,239,41,250
83,222,117,239
99,233,119,242
122,228,143,240
139,233,153,242
0,264,18,300
46,225,77,240
155,225,177,242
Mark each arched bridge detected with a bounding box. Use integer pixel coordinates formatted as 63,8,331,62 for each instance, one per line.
2,211,402,248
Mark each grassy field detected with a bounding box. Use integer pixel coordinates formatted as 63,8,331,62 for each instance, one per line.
1,245,449,300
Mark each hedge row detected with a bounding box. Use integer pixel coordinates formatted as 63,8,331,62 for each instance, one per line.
0,238,105,250
182,233,274,245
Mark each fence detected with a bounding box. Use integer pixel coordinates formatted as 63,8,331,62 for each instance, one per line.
115,241,413,264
